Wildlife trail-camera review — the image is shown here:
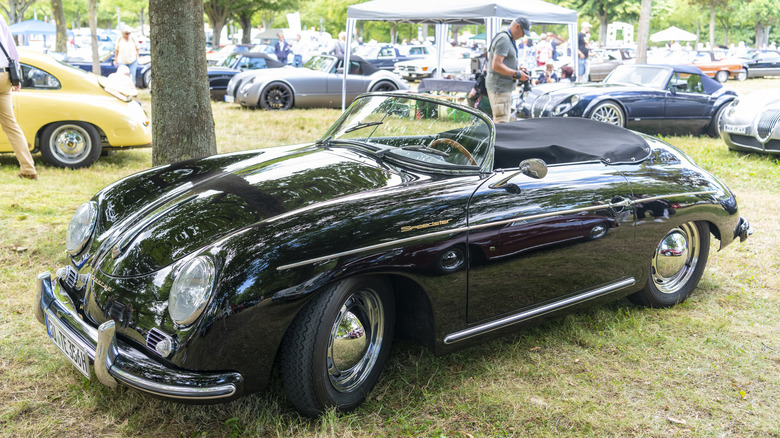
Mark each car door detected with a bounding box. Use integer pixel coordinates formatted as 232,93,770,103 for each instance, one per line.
466,162,636,323
326,60,370,105
752,52,780,77
374,46,399,70
664,72,712,131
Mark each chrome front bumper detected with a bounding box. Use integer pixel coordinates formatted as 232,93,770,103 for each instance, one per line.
34,271,243,402
735,217,753,242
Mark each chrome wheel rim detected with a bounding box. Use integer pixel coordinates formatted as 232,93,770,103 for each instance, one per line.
264,85,291,109
327,288,384,393
715,71,729,82
591,103,624,126
651,223,700,294
49,124,92,165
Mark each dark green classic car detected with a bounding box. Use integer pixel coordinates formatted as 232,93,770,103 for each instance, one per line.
35,93,750,416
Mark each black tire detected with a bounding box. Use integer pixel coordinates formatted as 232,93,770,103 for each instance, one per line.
629,221,710,308
143,69,151,88
708,104,727,137
715,70,729,83
369,80,398,93
589,101,625,127
280,277,395,416
39,122,102,169
260,82,293,110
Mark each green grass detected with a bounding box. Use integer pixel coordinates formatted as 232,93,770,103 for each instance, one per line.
1,80,779,437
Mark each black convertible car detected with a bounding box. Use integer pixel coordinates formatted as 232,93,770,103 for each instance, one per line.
208,52,285,101
35,93,750,416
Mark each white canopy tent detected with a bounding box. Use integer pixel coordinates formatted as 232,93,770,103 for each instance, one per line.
342,0,579,109
650,26,697,43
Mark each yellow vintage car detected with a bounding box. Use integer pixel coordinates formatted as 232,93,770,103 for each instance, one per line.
0,49,151,168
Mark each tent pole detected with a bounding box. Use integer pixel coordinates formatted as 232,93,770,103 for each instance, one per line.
343,18,356,111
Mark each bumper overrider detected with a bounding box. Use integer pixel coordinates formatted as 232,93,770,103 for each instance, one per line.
33,271,243,402
735,216,753,242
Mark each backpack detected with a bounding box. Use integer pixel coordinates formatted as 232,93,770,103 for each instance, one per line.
474,71,488,96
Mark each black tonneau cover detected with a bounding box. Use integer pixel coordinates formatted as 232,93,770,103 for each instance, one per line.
493,118,652,169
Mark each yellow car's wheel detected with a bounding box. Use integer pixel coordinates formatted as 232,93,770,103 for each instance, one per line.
40,122,102,169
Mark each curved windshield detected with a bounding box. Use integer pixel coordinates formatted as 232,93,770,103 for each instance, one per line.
304,55,336,72
320,95,492,171
605,65,671,88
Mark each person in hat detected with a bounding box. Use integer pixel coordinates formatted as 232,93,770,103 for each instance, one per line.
114,24,139,85
0,14,37,179
577,21,592,82
486,16,531,123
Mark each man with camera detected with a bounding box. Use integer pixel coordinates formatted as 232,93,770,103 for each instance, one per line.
486,16,531,123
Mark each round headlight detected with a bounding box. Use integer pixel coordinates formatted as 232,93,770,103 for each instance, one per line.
66,202,97,256
570,94,581,105
239,77,255,94
169,256,215,326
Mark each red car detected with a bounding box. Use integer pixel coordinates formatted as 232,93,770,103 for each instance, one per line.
690,51,746,82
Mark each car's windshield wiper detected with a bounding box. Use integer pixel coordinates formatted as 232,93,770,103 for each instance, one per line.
315,134,333,148
344,121,383,134
376,145,449,159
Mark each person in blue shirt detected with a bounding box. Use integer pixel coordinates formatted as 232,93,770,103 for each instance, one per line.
274,33,292,64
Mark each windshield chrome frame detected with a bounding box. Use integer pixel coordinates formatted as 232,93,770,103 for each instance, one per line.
321,92,495,175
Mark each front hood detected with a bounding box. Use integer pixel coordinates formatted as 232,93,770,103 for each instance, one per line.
98,144,400,277
208,67,240,76
239,66,316,82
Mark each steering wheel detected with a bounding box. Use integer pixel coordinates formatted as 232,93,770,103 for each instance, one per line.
428,138,477,166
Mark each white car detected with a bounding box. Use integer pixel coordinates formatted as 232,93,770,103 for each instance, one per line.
394,47,479,80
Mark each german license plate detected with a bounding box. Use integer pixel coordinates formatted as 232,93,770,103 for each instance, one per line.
224,95,234,103
45,313,90,379
724,124,747,134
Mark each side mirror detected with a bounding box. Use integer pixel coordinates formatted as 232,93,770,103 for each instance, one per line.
519,158,548,179
489,158,548,192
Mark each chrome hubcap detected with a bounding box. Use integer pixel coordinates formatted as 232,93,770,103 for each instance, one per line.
651,223,700,294
51,125,91,164
327,288,384,393
591,104,623,126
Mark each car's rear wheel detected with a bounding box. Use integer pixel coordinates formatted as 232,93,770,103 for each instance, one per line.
280,277,395,416
40,122,102,169
715,70,729,83
629,221,710,308
589,101,625,127
260,82,293,110
370,80,398,92
736,70,747,81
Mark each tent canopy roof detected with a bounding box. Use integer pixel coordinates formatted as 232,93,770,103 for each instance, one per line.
650,26,697,42
9,19,57,35
347,0,577,25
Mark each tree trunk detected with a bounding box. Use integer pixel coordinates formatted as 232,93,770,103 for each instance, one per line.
636,0,653,64
756,22,764,50
204,2,230,48
598,13,608,47
52,0,68,53
709,3,715,50
139,7,146,36
719,18,729,46
238,13,253,44
150,0,217,166
88,0,100,75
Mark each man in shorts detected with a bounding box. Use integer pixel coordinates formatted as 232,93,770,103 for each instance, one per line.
486,16,531,123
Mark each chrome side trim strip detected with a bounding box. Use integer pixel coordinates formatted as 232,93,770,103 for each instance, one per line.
276,190,718,271
443,277,636,344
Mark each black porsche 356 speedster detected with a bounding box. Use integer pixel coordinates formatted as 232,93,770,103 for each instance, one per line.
35,93,751,416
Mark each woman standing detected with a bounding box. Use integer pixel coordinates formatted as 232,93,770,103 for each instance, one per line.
0,14,37,179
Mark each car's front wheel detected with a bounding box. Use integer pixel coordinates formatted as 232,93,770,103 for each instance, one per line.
736,70,747,81
260,82,293,110
629,221,710,307
708,104,728,137
715,70,729,83
280,277,395,416
589,101,625,127
40,122,102,169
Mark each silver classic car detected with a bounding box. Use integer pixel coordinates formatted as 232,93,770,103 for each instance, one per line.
225,54,408,109
719,89,780,154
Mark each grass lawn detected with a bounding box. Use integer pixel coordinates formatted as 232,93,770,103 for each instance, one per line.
1,78,779,437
